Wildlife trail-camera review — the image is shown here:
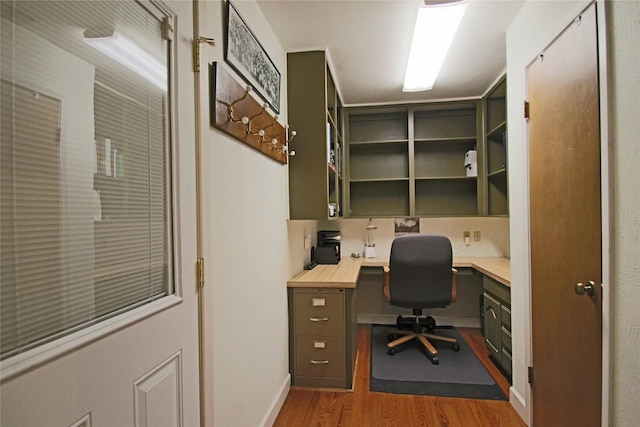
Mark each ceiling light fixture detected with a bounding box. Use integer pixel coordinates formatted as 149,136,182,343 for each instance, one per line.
84,30,167,91
402,0,468,92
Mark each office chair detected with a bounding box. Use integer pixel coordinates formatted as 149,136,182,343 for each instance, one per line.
383,234,459,364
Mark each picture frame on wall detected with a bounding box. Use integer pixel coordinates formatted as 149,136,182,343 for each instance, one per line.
394,218,420,236
224,0,281,113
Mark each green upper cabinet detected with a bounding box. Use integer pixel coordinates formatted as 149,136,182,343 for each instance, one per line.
345,101,482,218
343,78,508,219
483,76,508,216
347,108,410,217
287,51,344,220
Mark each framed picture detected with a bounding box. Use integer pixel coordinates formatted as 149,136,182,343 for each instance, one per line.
225,0,281,113
394,218,420,236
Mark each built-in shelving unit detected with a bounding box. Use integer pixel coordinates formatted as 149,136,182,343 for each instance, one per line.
346,102,481,217
347,109,409,217
286,55,508,219
288,51,344,220
484,77,508,216
414,105,479,216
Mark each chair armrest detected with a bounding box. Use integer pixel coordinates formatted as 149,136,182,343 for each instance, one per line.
451,268,458,303
383,265,390,302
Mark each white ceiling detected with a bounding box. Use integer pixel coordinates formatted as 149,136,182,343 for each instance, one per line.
257,0,526,106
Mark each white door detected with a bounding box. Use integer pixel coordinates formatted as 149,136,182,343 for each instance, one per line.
0,1,201,426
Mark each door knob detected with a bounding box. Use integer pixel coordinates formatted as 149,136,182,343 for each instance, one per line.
574,281,597,298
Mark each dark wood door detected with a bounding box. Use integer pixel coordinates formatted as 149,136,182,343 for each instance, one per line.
527,4,602,426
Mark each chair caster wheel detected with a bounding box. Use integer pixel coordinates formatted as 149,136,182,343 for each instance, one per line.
387,347,396,356
425,316,436,330
452,343,460,352
431,357,439,365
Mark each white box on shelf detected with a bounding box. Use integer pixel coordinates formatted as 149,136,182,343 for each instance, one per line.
464,149,477,177
466,162,477,177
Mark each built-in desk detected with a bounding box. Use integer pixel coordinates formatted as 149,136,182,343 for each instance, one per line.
287,256,511,389
287,256,510,288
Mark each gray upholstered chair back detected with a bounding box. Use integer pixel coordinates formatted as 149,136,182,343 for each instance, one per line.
388,234,453,309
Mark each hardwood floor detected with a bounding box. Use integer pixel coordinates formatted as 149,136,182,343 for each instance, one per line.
273,324,526,427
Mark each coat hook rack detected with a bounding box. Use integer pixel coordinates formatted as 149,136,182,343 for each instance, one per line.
246,103,269,136
217,85,252,124
210,62,295,164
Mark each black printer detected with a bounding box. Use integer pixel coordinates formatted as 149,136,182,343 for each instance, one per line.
315,230,341,264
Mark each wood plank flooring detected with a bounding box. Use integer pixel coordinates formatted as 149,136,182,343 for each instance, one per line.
273,325,526,427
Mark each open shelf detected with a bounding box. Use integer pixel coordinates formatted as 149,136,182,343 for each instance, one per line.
484,76,508,216
415,177,478,216
349,180,409,217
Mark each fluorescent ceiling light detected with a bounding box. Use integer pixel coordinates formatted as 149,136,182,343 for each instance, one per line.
403,1,467,92
84,31,167,91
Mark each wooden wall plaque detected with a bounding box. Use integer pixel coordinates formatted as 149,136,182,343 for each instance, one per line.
209,62,288,164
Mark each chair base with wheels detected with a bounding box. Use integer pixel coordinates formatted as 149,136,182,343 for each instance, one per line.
386,309,459,364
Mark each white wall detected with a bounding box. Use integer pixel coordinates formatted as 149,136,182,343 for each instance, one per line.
606,2,640,425
197,1,293,426
323,217,510,259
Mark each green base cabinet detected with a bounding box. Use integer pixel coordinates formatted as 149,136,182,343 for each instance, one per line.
482,276,512,377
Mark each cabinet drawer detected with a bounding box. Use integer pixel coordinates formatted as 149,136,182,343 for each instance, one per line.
501,305,511,330
294,293,344,335
501,325,512,352
295,335,345,378
501,347,512,376
483,276,510,304
483,292,501,356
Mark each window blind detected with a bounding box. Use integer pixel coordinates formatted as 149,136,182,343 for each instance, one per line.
0,0,173,360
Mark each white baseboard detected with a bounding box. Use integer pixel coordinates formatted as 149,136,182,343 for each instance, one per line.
357,314,481,329
509,385,530,426
261,373,290,427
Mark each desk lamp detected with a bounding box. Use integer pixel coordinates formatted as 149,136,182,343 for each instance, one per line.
365,219,377,258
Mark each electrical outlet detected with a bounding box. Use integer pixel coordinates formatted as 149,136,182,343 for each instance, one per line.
463,231,471,246
474,231,481,242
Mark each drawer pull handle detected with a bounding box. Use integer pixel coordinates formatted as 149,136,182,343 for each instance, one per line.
487,306,497,320
310,317,329,322
310,360,329,365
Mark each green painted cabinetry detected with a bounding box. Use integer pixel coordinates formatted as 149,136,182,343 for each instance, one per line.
287,51,344,220
484,77,508,216
288,287,357,389
344,76,508,218
346,102,482,217
482,276,512,376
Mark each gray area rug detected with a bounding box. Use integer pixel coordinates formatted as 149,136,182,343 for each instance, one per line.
370,325,507,400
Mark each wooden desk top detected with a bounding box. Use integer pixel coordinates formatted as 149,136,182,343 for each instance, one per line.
287,256,510,289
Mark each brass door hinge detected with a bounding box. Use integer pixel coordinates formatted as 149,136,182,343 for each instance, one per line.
528,366,534,385
163,17,174,41
196,258,205,289
524,101,530,120
193,37,216,72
